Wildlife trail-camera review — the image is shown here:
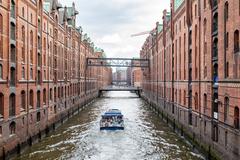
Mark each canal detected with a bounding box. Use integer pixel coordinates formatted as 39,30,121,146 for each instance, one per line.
14,91,205,160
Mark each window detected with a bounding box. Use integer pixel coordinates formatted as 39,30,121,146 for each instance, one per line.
30,30,33,63
10,0,15,18
10,44,16,62
213,13,218,34
0,93,4,118
203,19,207,41
226,32,229,49
22,67,25,79
234,30,239,53
213,93,218,119
43,89,46,104
37,91,40,108
9,93,16,117
10,22,15,40
224,97,229,122
226,62,229,78
195,4,197,17
0,14,3,58
9,121,16,135
10,67,15,86
21,91,26,110
225,2,229,21
37,112,41,122
54,105,57,114
30,68,33,79
29,90,34,108
50,88,52,101
37,71,41,84
213,63,218,85
22,7,24,17
0,64,2,79
213,38,218,58
204,94,207,114
234,107,239,129
54,87,56,102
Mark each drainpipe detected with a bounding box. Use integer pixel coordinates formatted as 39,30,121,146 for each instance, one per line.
198,0,202,141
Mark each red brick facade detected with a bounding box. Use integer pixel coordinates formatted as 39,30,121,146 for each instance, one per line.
140,0,240,159
0,0,112,158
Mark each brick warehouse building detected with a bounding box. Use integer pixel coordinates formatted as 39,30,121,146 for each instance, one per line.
140,0,240,159
0,0,112,158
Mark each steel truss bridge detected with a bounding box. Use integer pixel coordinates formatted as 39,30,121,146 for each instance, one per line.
86,58,149,68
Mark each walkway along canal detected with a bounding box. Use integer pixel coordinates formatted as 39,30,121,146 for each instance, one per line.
14,91,205,160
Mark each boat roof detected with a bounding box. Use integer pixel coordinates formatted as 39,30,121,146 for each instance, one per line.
102,109,123,116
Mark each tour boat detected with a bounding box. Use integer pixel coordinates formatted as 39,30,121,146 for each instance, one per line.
100,109,124,130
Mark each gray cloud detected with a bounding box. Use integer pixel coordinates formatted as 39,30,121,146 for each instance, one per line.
59,0,170,58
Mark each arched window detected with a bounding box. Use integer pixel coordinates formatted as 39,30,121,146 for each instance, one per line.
54,87,56,102
9,93,16,117
50,88,52,101
30,30,33,63
22,67,25,79
0,64,2,79
10,44,16,63
234,30,239,53
224,97,229,122
9,121,16,135
234,107,239,129
37,91,41,108
204,94,207,114
0,14,3,58
22,7,24,17
10,67,15,86
0,93,4,118
37,70,41,84
43,89,46,104
213,38,218,58
30,68,33,79
29,90,34,108
225,2,229,21
37,112,41,122
21,90,26,110
213,13,218,34
10,22,15,40
10,0,15,18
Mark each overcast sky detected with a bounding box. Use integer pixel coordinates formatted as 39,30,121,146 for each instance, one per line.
59,0,170,58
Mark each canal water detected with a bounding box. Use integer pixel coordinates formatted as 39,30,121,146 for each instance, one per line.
14,92,205,160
